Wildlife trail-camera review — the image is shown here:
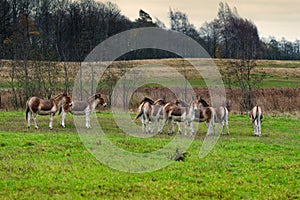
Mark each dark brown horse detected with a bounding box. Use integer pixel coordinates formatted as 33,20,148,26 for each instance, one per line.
60,93,107,128
250,106,262,136
26,92,73,129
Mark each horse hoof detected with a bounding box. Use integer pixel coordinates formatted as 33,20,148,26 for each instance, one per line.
35,127,38,130
27,126,30,129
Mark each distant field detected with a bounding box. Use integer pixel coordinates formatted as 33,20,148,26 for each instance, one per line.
0,111,299,199
0,59,299,89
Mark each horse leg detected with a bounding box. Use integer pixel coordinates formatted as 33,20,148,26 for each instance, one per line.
150,118,156,134
253,120,258,136
141,116,146,134
49,113,53,130
183,121,188,136
33,113,38,129
189,121,194,137
27,111,31,128
60,111,67,128
157,119,161,134
225,118,230,135
221,120,225,135
177,121,183,135
213,122,216,135
206,122,211,136
258,120,261,136
86,112,91,128
158,118,164,134
207,120,215,136
148,119,153,134
167,119,173,134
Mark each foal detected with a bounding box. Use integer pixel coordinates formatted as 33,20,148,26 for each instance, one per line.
134,97,166,134
250,106,262,136
60,93,107,128
26,92,73,129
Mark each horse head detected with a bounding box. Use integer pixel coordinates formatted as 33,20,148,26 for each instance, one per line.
190,99,201,111
91,93,107,107
63,92,73,108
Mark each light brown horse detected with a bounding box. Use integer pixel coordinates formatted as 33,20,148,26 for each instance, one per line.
195,97,229,135
60,93,107,128
26,92,73,129
250,106,262,136
134,97,166,134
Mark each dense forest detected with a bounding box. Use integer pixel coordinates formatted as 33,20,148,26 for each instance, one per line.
0,0,300,62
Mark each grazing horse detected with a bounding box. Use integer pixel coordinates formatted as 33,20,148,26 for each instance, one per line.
60,93,107,128
196,97,229,135
134,97,166,134
162,99,199,136
250,106,262,136
26,92,73,129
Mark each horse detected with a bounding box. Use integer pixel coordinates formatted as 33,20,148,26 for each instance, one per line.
25,92,73,129
134,97,166,134
60,93,107,128
196,97,229,135
250,106,262,136
162,99,200,136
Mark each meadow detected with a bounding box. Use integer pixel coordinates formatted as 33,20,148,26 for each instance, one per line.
0,111,299,199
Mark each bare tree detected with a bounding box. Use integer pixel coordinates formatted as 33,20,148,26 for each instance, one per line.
222,59,265,112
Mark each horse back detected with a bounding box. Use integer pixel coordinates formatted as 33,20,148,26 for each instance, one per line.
39,99,56,112
71,101,89,112
215,106,228,122
27,97,41,113
251,106,262,122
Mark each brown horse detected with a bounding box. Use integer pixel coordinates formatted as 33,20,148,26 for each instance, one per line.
26,92,73,129
196,97,229,135
134,97,166,134
250,106,262,136
60,93,107,128
162,99,200,136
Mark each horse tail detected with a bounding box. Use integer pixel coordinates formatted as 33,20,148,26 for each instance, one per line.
25,101,30,121
58,106,62,115
252,106,259,123
134,111,143,121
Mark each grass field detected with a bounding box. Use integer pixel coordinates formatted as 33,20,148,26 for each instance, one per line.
1,59,300,90
0,111,299,199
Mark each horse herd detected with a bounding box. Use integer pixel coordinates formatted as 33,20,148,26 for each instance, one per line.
25,92,263,136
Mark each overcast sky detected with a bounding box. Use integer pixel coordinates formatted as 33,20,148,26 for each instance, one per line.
100,0,300,41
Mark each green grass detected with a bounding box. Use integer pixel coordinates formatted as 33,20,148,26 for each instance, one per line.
0,111,300,199
258,76,300,88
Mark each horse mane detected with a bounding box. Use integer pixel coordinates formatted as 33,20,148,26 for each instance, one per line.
52,92,66,100
141,97,154,104
87,93,101,102
175,99,189,107
154,98,166,105
199,98,210,107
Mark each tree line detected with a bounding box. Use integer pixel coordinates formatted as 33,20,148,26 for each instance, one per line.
1,0,300,61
